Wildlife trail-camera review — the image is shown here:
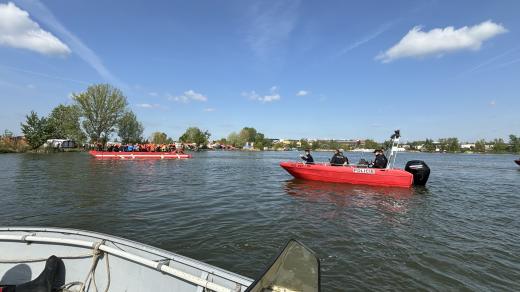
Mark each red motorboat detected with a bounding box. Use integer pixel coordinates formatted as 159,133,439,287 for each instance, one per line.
280,130,430,188
515,159,520,166
280,162,415,188
88,150,192,159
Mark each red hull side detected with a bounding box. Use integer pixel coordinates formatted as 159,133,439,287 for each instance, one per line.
515,160,520,166
280,161,413,188
88,150,192,159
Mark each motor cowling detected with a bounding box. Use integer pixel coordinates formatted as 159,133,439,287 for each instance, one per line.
405,160,430,186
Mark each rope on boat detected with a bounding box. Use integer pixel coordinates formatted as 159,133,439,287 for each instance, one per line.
0,234,232,292
79,240,110,292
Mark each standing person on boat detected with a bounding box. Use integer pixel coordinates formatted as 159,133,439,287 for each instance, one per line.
330,149,348,166
300,149,314,164
371,149,388,168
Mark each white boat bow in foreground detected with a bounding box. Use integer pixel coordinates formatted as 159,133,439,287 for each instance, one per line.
0,227,319,292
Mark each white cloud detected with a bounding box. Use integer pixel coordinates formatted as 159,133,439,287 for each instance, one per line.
243,86,281,103
135,103,166,110
148,92,159,97
14,0,122,86
245,1,300,57
203,108,216,112
0,2,70,55
377,20,507,63
296,90,309,96
169,90,207,103
489,100,496,107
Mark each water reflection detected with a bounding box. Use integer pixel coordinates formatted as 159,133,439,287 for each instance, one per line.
283,179,428,214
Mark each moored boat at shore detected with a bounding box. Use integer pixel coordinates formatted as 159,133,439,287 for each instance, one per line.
89,150,192,159
0,227,320,292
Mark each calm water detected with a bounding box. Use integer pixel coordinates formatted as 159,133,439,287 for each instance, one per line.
1,151,519,291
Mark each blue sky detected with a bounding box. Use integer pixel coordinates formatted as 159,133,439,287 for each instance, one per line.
1,0,519,142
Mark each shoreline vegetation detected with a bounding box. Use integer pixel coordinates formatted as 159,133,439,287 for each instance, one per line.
2,83,519,155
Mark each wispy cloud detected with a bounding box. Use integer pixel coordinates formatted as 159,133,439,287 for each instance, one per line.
244,0,300,58
458,47,520,76
14,0,122,86
296,90,309,96
169,90,207,103
377,20,507,63
148,92,159,97
0,64,89,84
0,2,70,56
243,86,281,103
337,21,395,57
203,108,216,112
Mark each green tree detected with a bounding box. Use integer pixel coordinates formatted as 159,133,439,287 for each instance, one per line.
441,137,460,152
73,84,128,144
299,138,310,150
492,138,508,153
253,132,266,150
239,127,257,143
151,132,171,144
227,132,244,147
21,111,51,149
47,104,86,143
474,139,486,153
311,140,321,150
117,111,144,144
364,139,380,150
423,139,436,152
179,127,210,147
509,135,520,153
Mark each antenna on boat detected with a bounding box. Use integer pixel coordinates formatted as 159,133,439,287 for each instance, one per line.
386,129,400,169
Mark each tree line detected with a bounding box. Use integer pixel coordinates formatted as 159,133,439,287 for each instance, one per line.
409,136,520,153
19,84,144,149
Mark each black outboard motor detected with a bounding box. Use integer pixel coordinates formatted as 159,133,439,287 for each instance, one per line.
405,160,430,186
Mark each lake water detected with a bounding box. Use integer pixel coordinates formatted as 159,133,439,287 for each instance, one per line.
1,151,519,291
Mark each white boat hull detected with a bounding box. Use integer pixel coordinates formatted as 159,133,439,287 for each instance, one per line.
0,227,252,292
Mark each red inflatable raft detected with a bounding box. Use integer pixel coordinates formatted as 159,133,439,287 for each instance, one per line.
280,162,414,188
89,150,192,160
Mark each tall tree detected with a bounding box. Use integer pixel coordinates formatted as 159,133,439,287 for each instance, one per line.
423,139,436,152
509,135,520,153
474,139,486,153
227,132,243,147
47,104,86,143
21,111,51,149
151,132,171,144
179,127,210,147
239,127,257,143
492,138,508,153
364,139,380,150
117,111,144,144
73,84,128,144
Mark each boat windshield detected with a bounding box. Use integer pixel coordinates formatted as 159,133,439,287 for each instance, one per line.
246,240,320,292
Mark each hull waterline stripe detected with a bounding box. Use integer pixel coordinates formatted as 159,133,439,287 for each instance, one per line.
0,235,232,292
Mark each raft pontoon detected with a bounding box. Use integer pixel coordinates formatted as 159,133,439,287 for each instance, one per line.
89,150,192,160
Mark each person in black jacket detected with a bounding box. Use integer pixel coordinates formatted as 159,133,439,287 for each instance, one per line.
330,149,348,166
300,149,314,164
371,149,388,168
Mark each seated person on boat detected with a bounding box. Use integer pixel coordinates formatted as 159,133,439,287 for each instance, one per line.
330,149,348,166
300,149,314,164
371,149,388,168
